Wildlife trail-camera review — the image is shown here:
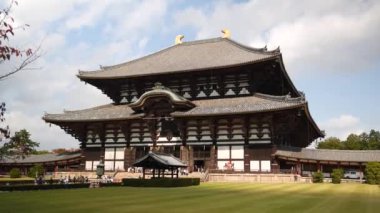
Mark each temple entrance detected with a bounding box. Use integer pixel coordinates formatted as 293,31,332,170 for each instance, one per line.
194,160,205,172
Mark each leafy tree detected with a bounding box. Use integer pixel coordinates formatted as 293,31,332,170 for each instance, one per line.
0,0,41,80
312,171,324,183
28,164,44,178
9,168,21,178
31,150,50,155
331,168,344,184
344,134,363,150
365,162,380,185
5,129,39,159
317,130,380,150
0,0,41,158
52,148,80,154
317,137,343,149
0,102,10,141
367,130,380,150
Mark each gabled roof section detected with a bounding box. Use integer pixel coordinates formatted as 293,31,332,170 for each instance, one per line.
78,37,280,80
275,146,380,163
129,82,195,112
133,152,187,168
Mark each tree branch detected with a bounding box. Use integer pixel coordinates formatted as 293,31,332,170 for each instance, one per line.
0,44,42,80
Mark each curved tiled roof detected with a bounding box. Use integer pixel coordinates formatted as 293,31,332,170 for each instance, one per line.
0,152,82,165
172,94,305,117
275,146,380,163
43,104,141,122
43,94,305,122
78,37,280,79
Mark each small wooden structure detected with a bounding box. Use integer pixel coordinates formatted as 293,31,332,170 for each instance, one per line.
133,152,187,179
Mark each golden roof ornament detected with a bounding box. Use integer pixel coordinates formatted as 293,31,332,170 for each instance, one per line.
175,35,184,45
221,29,231,38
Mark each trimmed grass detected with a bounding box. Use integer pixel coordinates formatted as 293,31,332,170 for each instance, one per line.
0,183,379,213
0,177,34,181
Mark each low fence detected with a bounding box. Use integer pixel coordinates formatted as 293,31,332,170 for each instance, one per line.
208,173,312,183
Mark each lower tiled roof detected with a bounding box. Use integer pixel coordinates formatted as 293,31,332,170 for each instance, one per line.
43,94,305,122
43,104,141,122
172,94,304,117
275,146,380,162
0,152,82,165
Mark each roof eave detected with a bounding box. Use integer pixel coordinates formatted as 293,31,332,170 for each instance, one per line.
77,55,280,80
171,103,305,118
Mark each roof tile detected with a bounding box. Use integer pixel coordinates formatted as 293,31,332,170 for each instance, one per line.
78,38,280,79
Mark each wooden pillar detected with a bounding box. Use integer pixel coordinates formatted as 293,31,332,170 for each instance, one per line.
171,168,174,178
153,168,155,178
270,144,279,173
209,145,217,170
142,167,145,179
359,163,363,182
189,146,194,172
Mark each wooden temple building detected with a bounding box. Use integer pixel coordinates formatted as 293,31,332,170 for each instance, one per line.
44,31,378,175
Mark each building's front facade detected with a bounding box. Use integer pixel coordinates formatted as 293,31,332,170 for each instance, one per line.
43,33,325,173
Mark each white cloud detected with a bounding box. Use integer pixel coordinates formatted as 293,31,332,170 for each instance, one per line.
0,0,170,150
5,111,78,150
175,0,380,75
321,114,363,140
64,0,111,30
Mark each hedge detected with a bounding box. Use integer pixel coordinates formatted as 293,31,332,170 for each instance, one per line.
99,182,123,187
0,183,91,192
0,179,61,186
122,178,200,187
0,179,35,186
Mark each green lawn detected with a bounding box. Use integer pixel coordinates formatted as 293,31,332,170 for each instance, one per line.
0,183,379,213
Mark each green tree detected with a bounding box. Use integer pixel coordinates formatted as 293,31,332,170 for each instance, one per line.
31,150,50,155
9,168,21,178
331,168,344,184
1,1,41,159
368,130,380,150
6,129,39,159
344,134,363,150
365,162,380,185
28,164,44,178
317,137,343,149
312,171,324,183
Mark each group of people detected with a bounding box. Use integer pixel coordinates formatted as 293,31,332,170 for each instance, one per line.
127,167,143,173
34,175,45,185
59,175,89,184
100,175,113,183
223,161,235,170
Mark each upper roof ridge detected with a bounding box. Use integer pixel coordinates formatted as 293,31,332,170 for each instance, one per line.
77,37,280,75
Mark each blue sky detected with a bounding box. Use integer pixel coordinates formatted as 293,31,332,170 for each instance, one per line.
0,0,379,150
